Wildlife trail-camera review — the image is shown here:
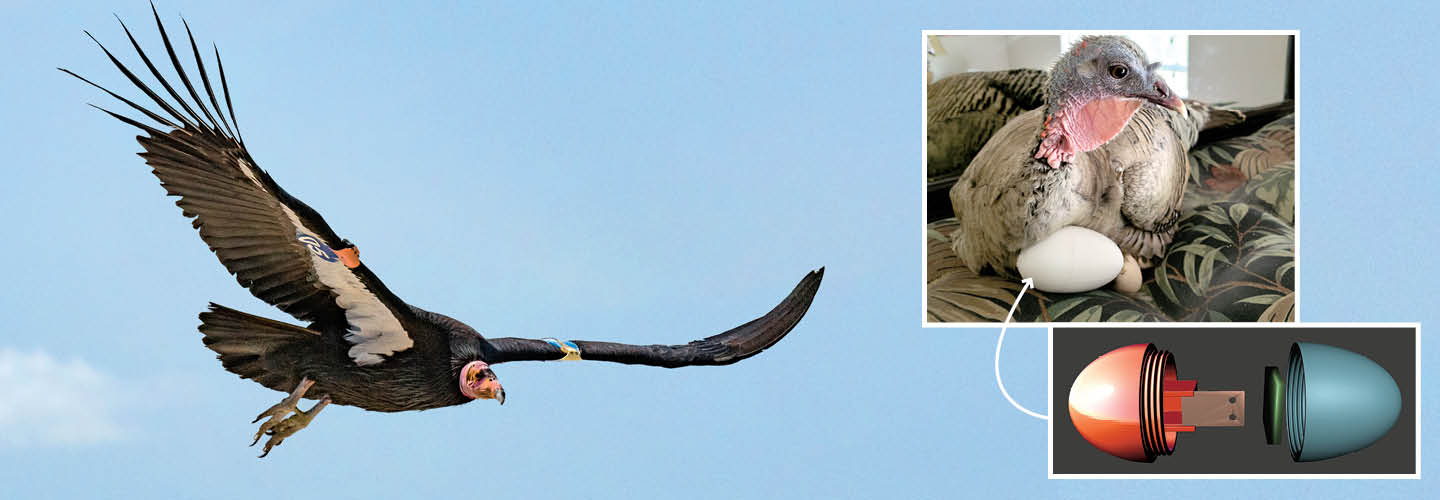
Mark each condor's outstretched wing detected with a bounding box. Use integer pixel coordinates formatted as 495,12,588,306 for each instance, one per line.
63,7,432,366
483,269,823,367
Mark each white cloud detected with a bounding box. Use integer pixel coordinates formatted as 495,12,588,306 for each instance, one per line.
0,348,128,447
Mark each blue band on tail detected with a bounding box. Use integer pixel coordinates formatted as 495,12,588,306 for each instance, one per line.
542,338,582,361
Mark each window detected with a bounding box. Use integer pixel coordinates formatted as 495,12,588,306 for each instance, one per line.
1061,33,1189,98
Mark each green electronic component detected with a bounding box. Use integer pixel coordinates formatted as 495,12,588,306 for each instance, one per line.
1264,366,1284,445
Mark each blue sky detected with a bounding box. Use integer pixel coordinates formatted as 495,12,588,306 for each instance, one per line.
0,1,1434,498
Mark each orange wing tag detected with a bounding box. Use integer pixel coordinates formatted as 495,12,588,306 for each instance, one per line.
334,247,360,269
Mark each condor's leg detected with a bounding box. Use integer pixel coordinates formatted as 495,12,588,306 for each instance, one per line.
250,377,331,458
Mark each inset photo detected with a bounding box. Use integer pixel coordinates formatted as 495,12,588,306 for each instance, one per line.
1049,325,1418,478
924,31,1297,324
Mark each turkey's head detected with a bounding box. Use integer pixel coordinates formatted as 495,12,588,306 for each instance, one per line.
460,360,506,405
1036,35,1186,168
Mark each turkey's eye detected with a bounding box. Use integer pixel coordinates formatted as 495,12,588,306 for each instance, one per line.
1108,65,1128,79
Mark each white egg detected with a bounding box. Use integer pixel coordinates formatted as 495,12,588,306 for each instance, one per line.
1016,226,1123,293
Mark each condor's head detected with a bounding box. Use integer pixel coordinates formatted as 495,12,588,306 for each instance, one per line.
459,360,506,405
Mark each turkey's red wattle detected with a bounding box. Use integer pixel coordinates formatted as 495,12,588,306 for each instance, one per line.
1036,97,1144,168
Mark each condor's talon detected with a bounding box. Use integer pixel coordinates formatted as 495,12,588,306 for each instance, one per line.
257,394,331,458
251,400,294,446
251,378,318,451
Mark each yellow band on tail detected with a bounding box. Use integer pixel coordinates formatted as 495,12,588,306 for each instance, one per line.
542,338,582,361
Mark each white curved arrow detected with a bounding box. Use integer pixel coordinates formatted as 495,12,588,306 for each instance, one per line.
995,277,1049,420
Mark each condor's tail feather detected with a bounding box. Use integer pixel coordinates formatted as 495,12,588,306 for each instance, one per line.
199,303,318,393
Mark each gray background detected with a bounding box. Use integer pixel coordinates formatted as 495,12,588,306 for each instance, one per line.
1052,327,1416,474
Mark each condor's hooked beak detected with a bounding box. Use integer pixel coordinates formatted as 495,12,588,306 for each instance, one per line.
471,376,505,405
481,379,506,406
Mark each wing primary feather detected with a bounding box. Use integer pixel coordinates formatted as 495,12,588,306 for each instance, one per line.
111,15,204,130
182,19,236,138
58,68,179,129
83,29,192,129
87,103,168,138
120,116,212,160
213,44,243,146
151,5,224,133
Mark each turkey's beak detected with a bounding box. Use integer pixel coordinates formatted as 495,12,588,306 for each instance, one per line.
1146,79,1186,116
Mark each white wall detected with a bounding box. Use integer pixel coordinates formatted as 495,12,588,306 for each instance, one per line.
1188,35,1290,106
928,35,1059,81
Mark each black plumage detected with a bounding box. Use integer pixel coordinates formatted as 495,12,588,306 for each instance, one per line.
64,5,822,455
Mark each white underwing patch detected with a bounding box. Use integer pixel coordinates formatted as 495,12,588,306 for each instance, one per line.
237,160,412,366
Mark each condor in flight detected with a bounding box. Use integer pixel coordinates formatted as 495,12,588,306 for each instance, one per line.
63,5,823,458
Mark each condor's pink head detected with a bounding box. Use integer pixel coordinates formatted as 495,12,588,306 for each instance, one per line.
459,360,505,405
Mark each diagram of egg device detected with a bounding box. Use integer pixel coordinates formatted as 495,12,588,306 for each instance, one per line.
1068,342,1403,463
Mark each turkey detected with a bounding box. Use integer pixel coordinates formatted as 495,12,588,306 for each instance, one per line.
947,36,1235,293
62,6,823,457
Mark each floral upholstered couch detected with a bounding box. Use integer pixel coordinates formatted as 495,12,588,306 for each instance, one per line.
926,110,1296,323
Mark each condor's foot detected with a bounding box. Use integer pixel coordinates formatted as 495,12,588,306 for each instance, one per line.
250,377,331,458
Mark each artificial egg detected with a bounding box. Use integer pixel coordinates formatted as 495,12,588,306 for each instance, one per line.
1016,225,1123,293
